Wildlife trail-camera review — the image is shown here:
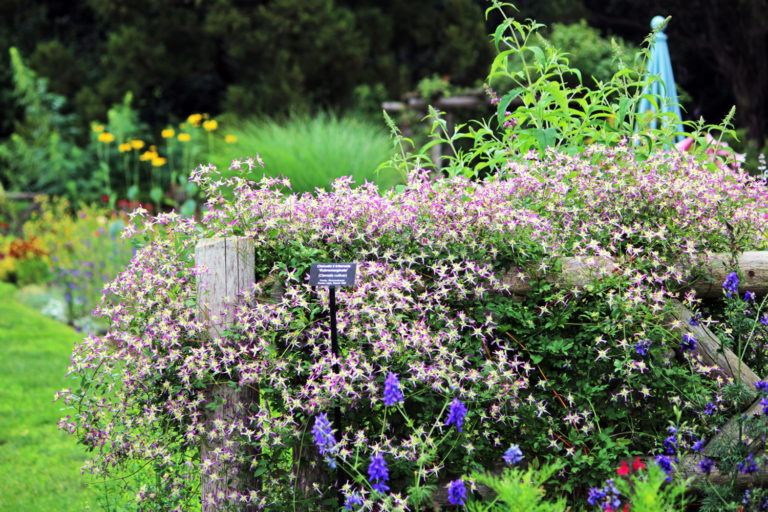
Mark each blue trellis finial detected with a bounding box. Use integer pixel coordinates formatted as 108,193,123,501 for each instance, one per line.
651,16,667,32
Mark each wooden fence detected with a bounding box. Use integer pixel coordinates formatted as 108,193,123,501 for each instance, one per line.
196,237,768,510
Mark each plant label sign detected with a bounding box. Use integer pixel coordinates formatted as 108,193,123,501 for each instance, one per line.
309,263,357,287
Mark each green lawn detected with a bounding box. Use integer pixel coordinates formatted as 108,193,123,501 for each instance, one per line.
0,281,102,511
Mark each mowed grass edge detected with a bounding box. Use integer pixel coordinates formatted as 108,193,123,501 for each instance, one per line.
0,282,102,511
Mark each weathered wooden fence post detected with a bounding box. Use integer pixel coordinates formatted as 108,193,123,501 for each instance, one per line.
195,237,257,512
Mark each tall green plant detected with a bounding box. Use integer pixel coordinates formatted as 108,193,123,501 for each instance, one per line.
210,112,402,193
0,47,84,194
398,1,743,181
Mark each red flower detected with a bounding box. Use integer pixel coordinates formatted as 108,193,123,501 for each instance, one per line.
632,456,646,472
617,460,630,476
101,195,109,203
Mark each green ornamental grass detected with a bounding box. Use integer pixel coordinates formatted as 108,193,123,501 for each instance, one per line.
210,112,402,194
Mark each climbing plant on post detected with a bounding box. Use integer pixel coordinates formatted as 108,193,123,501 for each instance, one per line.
195,236,258,512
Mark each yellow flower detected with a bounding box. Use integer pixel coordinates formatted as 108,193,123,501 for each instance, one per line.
92,124,105,133
177,133,191,142
139,150,158,162
98,132,115,143
131,139,145,150
187,114,202,126
151,157,167,167
161,128,175,138
118,143,132,153
225,134,238,144
203,120,218,132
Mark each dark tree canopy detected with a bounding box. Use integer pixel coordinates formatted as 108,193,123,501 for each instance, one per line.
0,0,765,145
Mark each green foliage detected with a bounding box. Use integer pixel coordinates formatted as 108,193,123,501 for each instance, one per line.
544,20,637,87
615,464,690,512
468,462,567,512
0,47,85,194
404,1,742,181
467,461,689,512
210,112,402,193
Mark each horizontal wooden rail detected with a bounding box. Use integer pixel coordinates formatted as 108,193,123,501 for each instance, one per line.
501,252,768,298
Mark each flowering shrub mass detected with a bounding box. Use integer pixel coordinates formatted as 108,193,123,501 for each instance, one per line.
54,136,768,510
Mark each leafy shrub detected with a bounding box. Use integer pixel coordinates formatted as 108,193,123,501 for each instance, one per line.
208,112,401,193
0,47,207,210
544,20,637,87
0,47,85,195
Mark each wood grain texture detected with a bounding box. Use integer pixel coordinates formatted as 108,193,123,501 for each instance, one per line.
677,454,768,487
196,237,257,512
670,299,762,391
670,299,766,457
499,252,768,298
691,252,768,298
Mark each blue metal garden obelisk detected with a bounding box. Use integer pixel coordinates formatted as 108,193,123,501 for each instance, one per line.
637,16,684,142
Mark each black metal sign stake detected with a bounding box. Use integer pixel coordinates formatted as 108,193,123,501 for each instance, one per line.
329,285,339,372
309,263,357,507
328,285,341,460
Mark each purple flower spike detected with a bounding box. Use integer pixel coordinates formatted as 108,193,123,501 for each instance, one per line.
368,454,389,493
447,479,467,506
445,398,468,432
635,339,651,356
723,272,739,298
656,454,674,475
312,413,336,456
383,373,404,406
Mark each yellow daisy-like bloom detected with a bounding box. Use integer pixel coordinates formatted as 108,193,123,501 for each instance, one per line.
98,132,115,143
139,150,158,162
225,134,238,144
187,114,202,126
151,157,167,167
92,124,105,133
203,120,218,132
118,143,132,153
161,128,175,138
131,139,145,150
177,133,191,142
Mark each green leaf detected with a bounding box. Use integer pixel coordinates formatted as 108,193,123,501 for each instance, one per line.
497,87,525,126
533,128,557,152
